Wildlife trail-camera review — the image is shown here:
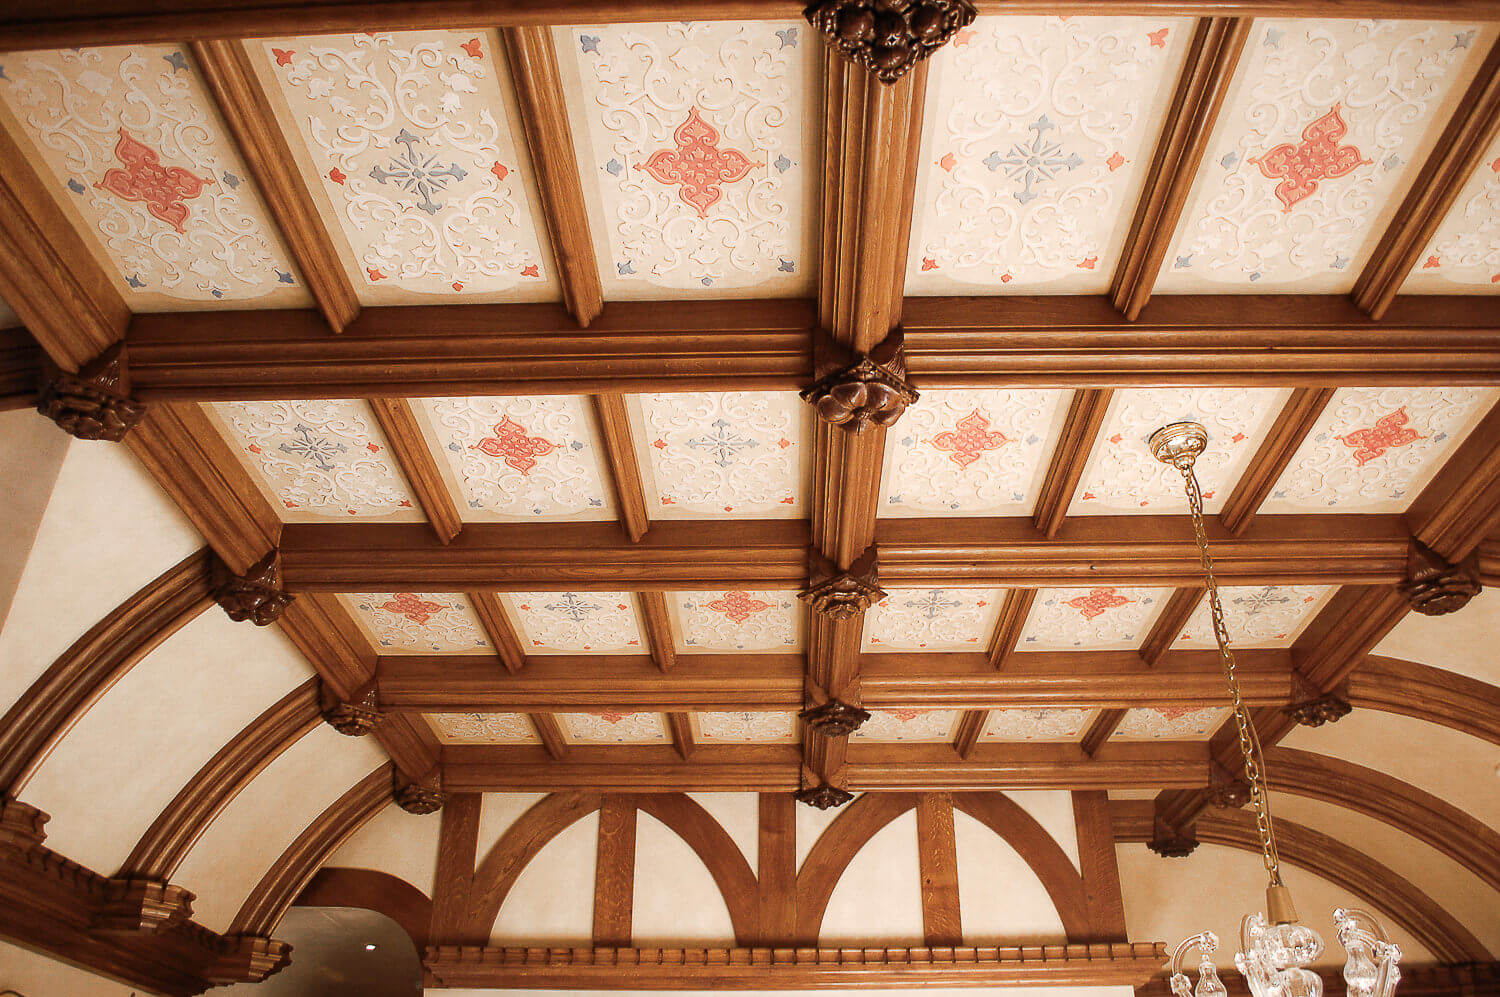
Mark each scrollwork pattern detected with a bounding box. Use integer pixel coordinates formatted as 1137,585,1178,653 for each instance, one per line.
673,590,800,652
1173,584,1333,649
696,712,799,743
863,587,1003,651
429,713,538,743
343,592,493,653
982,708,1095,742
559,711,669,743
1113,706,1228,740
1405,135,1500,291
1018,586,1167,650
501,591,643,653
852,709,960,742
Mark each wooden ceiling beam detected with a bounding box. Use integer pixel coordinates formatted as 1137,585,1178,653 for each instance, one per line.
277,514,1413,591
1137,586,1203,666
1110,18,1250,319
190,39,360,333
0,325,41,411
590,394,650,542
1217,388,1337,535
531,713,570,761
1032,389,1111,538
368,398,463,544
467,592,526,673
1353,39,1500,319
378,649,1296,712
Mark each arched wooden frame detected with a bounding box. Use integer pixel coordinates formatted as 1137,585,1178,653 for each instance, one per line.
294,867,433,953
1350,655,1500,747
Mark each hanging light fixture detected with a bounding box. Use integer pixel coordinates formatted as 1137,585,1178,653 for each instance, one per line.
1148,422,1402,997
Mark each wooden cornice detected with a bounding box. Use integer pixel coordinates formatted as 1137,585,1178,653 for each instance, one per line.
119,680,321,882
1353,39,1500,319
442,741,1207,793
1349,654,1500,748
1112,800,1492,964
278,515,1413,591
0,324,41,411
1265,746,1500,894
369,398,463,544
500,26,603,327
189,39,360,333
1110,17,1249,319
118,295,1500,399
0,549,213,797
378,649,1296,712
229,763,394,938
1218,388,1337,535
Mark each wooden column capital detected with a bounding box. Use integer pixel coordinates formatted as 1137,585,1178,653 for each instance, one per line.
799,544,884,619
394,771,446,815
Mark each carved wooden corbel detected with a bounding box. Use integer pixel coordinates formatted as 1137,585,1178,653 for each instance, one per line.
1208,761,1250,809
0,797,49,854
1148,796,1198,857
206,935,294,985
319,682,384,737
1283,672,1352,728
394,772,446,815
800,698,871,736
1399,538,1482,616
795,784,856,810
36,341,147,442
94,878,195,933
799,545,886,620
212,551,294,626
800,327,918,433
805,0,977,84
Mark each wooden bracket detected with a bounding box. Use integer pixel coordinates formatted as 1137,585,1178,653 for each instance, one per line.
395,771,447,815
205,935,294,985
212,551,294,626
794,783,856,810
1400,538,1482,616
1283,671,1352,728
1147,796,1198,858
805,0,976,84
319,681,384,737
1207,761,1249,810
799,698,871,736
36,341,145,441
94,878,195,934
799,544,885,619
800,326,918,433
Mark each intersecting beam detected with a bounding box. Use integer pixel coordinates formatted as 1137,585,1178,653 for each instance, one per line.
467,592,525,673
1353,39,1500,319
1137,586,1202,666
1218,388,1336,535
590,394,650,542
369,398,463,544
278,515,1413,591
119,295,1500,399
190,39,360,333
1110,17,1250,319
1032,390,1111,538
377,649,1296,712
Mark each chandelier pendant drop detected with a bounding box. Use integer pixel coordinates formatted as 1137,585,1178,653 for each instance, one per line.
1149,422,1402,997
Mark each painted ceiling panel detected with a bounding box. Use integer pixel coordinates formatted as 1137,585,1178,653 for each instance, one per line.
559,710,669,744
1259,386,1498,514
499,591,643,654
1173,584,1335,649
1069,387,1288,516
863,587,1004,652
694,711,799,744
0,45,308,309
1402,133,1500,293
1158,20,1495,294
669,590,802,653
852,708,961,743
880,388,1071,517
209,400,424,521
415,396,614,522
1018,586,1171,650
254,31,557,304
630,391,809,519
557,21,817,299
342,591,492,653
981,707,1096,742
1112,706,1229,741
906,16,1193,294
427,712,540,744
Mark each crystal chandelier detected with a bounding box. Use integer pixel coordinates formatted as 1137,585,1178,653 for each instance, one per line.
1148,422,1402,997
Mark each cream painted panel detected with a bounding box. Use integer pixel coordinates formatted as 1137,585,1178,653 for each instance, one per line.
174,726,389,933
328,801,443,899
1006,791,1081,872
0,938,147,995
0,408,69,629
687,792,759,877
1269,793,1500,956
490,810,598,944
1373,589,1500,688
953,809,1066,942
1280,710,1500,830
794,796,843,871
0,441,199,713
1116,842,1432,969
633,811,736,945
476,792,549,862
27,611,314,873
819,809,924,945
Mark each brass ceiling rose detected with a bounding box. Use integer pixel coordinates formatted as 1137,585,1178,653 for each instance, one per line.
1146,421,1209,471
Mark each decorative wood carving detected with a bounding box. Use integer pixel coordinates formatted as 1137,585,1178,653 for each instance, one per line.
805,0,977,84
801,327,918,432
1208,761,1250,809
1283,673,1352,728
212,550,293,626
0,797,49,853
205,935,294,986
798,544,884,620
799,698,871,736
1400,538,1482,616
37,342,146,441
93,878,195,933
1147,795,1197,858
320,682,384,737
794,783,855,810
395,772,447,815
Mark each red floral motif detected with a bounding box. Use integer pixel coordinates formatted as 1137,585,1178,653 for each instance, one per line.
1106,151,1125,171
706,590,772,624
921,257,939,271
490,161,508,181
938,152,956,171
272,48,294,67
1147,27,1169,47
380,592,446,624
592,711,626,724
1336,407,1424,466
1150,706,1204,723
888,709,930,722
1252,104,1370,212
461,37,483,58
328,167,347,184
638,107,762,218
94,130,210,233
1064,587,1132,620
931,410,1011,468
472,415,558,474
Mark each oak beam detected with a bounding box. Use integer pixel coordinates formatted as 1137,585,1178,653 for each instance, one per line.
531,713,569,761
0,325,41,411
591,797,636,947
1137,586,1202,666
590,394,650,542
915,793,962,947
1353,39,1500,319
1110,18,1250,319
1079,710,1127,758
1032,390,1111,538
190,39,359,333
1071,791,1128,942
1349,655,1500,748
468,592,525,673
369,398,463,544
638,591,676,672
668,713,695,761
1218,388,1336,535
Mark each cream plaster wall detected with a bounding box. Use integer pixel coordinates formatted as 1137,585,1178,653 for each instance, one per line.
475,792,547,862
0,438,199,711
1007,790,1082,872
490,810,598,944
329,800,444,900
0,409,68,630
1374,589,1500,688
26,612,315,873
953,809,1069,943
820,809,925,944
173,726,389,934
688,791,760,876
0,938,152,995
632,810,736,945
793,794,842,870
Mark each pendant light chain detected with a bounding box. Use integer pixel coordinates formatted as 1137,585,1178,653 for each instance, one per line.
1174,460,1284,887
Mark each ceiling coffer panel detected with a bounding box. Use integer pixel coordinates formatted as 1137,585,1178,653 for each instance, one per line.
342,592,492,653
1402,132,1500,294
669,590,803,653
